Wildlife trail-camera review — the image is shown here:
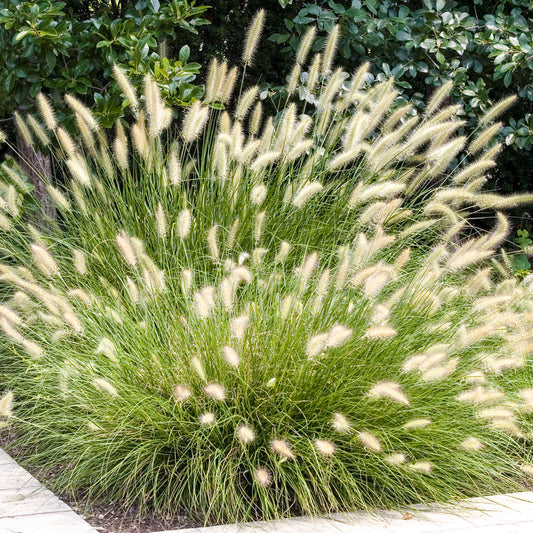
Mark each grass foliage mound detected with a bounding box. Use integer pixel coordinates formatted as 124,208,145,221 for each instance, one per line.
1,16,533,524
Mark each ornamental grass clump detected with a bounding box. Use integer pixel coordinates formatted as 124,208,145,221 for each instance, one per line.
1,15,533,524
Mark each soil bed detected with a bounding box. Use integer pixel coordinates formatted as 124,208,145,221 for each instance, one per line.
62,497,193,533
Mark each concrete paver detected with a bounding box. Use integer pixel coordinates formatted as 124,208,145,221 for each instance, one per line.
154,492,533,533
0,449,97,533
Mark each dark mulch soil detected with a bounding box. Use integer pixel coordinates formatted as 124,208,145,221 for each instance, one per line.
0,431,196,533
62,498,193,533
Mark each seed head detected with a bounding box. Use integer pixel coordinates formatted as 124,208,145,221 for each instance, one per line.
491,418,524,437
182,101,209,143
27,115,49,145
364,270,391,297
63,311,84,335
403,419,431,430
220,278,233,311
200,412,216,426
296,26,316,65
11,292,34,311
371,305,390,325
0,391,14,418
358,431,382,452
421,358,458,381
113,65,139,113
219,64,238,105
155,204,167,238
271,439,294,459
177,209,192,238
0,318,24,343
230,314,249,339
205,58,221,102
410,461,433,474
65,94,99,130
275,241,291,263
37,93,57,130
363,326,397,340
315,439,335,456
251,151,281,172
249,102,263,135
96,338,118,363
461,437,484,451
306,332,329,359
254,467,272,486
191,356,206,381
242,10,265,66
368,382,409,406
235,86,259,121
31,243,59,277
385,453,406,465
193,287,215,319
116,231,137,266
519,389,533,409
402,353,428,373
306,53,321,92
327,324,353,349
251,184,268,206
0,305,22,325
316,269,331,296
207,225,220,262
292,182,323,208
94,377,118,397
332,413,351,433
204,383,226,401
425,81,453,116
478,406,514,420
287,63,302,95
66,156,91,187
321,25,340,75
254,211,266,244
480,95,517,125
14,112,33,147
47,185,71,212
0,212,11,231
237,424,256,444
22,339,43,358
222,346,240,367
72,250,89,276
132,118,149,157
173,385,191,401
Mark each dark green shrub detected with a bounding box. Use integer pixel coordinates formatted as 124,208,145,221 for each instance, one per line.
0,0,209,126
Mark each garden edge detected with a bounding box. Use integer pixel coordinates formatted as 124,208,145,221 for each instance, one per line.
3,448,533,533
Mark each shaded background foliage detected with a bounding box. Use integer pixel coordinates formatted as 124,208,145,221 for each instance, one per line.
0,0,209,126
0,0,531,261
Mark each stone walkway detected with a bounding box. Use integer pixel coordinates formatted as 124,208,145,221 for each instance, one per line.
0,449,97,533
156,492,533,533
